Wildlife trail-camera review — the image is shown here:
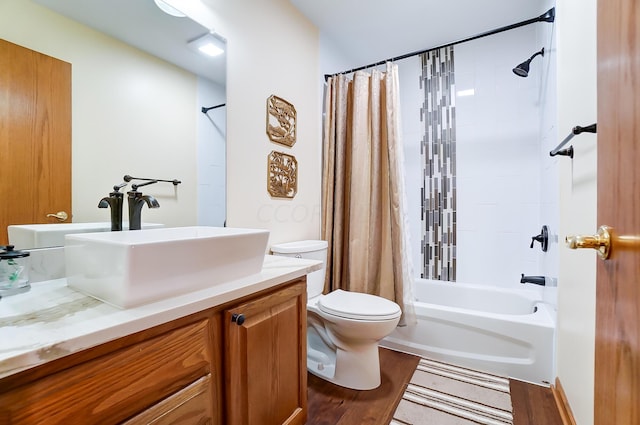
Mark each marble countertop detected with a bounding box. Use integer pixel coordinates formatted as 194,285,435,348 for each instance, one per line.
0,255,321,379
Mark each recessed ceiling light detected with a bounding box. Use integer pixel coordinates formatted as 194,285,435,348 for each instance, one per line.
188,33,225,58
198,43,224,57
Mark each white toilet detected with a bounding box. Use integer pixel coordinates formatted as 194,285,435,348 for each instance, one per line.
271,240,401,390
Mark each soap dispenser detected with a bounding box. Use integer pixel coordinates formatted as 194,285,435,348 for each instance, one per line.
0,245,30,296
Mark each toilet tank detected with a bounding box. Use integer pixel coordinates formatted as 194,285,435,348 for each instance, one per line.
271,240,327,298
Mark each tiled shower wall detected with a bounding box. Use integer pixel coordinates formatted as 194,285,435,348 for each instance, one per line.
537,10,558,306
420,47,457,281
401,23,557,293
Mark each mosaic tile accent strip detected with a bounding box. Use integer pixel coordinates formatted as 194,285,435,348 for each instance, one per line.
420,46,457,281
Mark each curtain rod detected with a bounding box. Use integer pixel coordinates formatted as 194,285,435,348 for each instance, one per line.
201,103,226,113
324,7,555,81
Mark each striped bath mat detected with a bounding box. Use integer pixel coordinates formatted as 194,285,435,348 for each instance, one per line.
391,358,513,425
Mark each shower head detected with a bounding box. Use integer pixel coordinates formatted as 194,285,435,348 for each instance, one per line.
513,48,545,77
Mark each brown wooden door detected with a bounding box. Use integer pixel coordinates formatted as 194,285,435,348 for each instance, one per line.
0,39,72,245
225,280,307,425
594,0,640,423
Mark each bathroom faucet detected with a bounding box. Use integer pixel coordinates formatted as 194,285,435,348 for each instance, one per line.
98,183,127,231
127,181,160,231
520,274,546,286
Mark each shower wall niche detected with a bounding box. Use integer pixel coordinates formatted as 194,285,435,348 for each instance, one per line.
400,22,557,290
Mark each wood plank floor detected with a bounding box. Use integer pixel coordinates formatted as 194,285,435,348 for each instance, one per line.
510,379,564,425
307,348,419,425
306,347,564,425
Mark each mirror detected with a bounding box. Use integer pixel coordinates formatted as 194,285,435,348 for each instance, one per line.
1,0,226,249
33,0,226,86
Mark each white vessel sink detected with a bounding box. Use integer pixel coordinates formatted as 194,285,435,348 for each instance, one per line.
65,226,270,308
8,222,163,249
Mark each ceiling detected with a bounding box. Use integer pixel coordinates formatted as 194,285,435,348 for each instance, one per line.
34,0,226,85
33,0,548,85
290,0,551,68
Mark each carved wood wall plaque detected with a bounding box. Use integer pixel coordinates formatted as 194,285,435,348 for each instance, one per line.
266,95,296,147
267,151,298,198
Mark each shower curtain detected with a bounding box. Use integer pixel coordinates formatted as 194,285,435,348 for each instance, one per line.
321,63,415,324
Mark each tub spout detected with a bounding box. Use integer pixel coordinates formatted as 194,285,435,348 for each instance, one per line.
520,274,546,286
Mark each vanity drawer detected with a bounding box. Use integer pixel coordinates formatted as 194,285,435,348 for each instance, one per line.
0,319,214,424
122,374,214,425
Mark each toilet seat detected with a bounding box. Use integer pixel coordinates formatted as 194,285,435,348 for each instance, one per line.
318,289,401,321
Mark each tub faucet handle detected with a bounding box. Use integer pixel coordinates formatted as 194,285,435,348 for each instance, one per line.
530,225,549,252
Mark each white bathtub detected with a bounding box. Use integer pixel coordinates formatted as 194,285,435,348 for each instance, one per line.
380,279,555,385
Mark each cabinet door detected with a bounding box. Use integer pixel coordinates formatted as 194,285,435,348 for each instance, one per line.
225,279,307,425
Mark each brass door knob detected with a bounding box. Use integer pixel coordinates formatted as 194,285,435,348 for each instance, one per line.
566,225,612,260
46,211,68,222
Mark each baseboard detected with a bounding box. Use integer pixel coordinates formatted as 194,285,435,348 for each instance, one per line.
551,377,577,425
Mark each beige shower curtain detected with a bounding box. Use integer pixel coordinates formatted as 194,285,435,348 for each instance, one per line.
322,63,415,323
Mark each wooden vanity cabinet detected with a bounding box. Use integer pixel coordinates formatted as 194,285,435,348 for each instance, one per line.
0,277,307,425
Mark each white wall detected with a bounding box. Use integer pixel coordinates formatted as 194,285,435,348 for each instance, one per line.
0,0,200,228
319,32,355,129
555,0,598,423
320,32,361,76
171,0,321,248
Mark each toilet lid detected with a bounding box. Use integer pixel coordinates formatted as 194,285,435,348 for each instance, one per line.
318,289,401,320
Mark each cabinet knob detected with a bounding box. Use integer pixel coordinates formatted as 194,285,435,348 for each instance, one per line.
231,313,245,326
